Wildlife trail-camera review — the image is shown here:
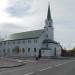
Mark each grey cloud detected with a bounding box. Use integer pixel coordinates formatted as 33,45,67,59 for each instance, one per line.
6,0,33,17
0,23,24,38
2,23,23,29
53,19,75,30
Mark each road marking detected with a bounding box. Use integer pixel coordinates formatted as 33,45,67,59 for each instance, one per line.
17,60,23,62
23,60,35,63
39,66,52,71
55,60,75,67
55,64,63,67
25,72,34,75
55,62,69,67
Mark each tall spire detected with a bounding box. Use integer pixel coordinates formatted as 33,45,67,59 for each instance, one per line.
47,3,52,20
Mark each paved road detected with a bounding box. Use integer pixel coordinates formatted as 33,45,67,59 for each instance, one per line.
0,58,75,75
32,60,75,75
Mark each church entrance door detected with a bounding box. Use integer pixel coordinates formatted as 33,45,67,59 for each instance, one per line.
54,48,56,56
38,50,41,58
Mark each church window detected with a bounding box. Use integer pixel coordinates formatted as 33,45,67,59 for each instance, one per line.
28,48,30,53
17,41,20,44
28,40,31,43
34,40,37,43
13,41,15,44
4,42,6,45
3,49,5,53
34,48,36,53
8,42,10,45
23,41,25,43
22,48,25,53
8,49,9,53
12,49,15,53
0,43,2,46
46,35,48,37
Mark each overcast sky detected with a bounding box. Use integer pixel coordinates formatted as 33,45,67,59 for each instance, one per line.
0,0,75,49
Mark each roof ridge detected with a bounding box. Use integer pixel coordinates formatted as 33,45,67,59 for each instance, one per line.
12,29,44,35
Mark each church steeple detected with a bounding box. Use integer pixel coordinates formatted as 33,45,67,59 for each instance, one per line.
47,4,52,21
44,2,54,40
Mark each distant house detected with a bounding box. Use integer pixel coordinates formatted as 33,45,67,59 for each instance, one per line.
0,4,61,57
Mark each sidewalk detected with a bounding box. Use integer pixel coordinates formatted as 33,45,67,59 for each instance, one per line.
0,57,25,68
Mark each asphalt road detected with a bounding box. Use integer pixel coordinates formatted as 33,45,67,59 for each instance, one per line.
0,58,75,75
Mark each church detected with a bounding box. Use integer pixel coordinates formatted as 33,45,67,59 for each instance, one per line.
0,4,61,57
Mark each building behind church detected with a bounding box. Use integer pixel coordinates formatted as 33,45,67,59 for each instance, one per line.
0,4,61,57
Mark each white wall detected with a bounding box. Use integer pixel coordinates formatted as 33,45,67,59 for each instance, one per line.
45,19,54,40
0,39,40,57
48,43,61,56
41,50,52,56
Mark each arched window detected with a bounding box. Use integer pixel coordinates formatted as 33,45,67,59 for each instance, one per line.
8,42,10,45
3,49,5,53
4,42,6,45
13,46,20,54
34,40,37,43
22,48,25,53
46,35,48,37
0,43,2,46
17,41,20,44
34,48,36,53
28,40,31,43
23,41,25,43
28,48,30,53
12,49,15,53
8,48,10,53
13,41,15,44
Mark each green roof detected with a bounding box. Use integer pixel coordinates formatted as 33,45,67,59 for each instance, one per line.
43,39,58,44
47,4,52,20
8,29,44,40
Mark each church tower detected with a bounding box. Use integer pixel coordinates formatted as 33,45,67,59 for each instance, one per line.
44,4,54,40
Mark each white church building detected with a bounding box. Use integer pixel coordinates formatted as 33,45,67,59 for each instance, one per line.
0,4,62,57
